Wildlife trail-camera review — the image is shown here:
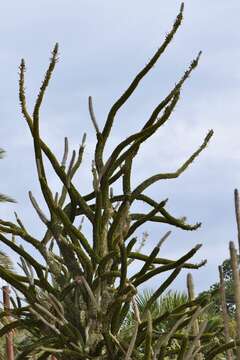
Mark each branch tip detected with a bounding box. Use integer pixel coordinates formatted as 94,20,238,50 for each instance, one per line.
88,96,100,134
51,43,59,62
20,58,26,71
82,132,87,146
157,230,171,248
61,137,69,167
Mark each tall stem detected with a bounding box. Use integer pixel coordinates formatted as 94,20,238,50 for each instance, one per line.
229,241,240,359
3,286,14,360
187,273,203,360
218,265,233,360
234,189,240,256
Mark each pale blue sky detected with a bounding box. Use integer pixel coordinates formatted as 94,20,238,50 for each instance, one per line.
0,0,239,294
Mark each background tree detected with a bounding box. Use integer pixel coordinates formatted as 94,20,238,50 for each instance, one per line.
199,257,237,318
198,188,240,320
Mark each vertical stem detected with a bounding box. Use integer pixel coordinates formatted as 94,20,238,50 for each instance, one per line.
229,241,240,359
218,265,233,360
234,189,240,255
186,273,203,360
2,286,14,360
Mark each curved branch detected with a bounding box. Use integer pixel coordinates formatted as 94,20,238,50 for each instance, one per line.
95,3,184,171
128,251,207,269
126,199,168,239
19,51,94,224
130,212,201,231
132,130,213,198
132,244,202,287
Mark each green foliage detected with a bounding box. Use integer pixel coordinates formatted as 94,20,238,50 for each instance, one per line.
120,290,189,337
122,290,227,360
0,148,15,271
199,256,239,318
0,148,16,204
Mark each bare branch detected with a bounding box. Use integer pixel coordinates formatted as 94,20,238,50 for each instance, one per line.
95,3,185,172
33,43,59,119
28,191,49,225
14,212,25,230
61,137,69,168
132,130,213,198
88,96,100,134
126,199,168,239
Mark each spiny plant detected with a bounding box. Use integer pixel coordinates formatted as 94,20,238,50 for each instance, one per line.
121,285,226,360
0,3,238,359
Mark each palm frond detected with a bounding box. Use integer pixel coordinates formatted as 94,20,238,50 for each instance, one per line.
121,289,189,331
0,250,14,271
0,148,16,203
0,149,5,159
0,193,16,203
